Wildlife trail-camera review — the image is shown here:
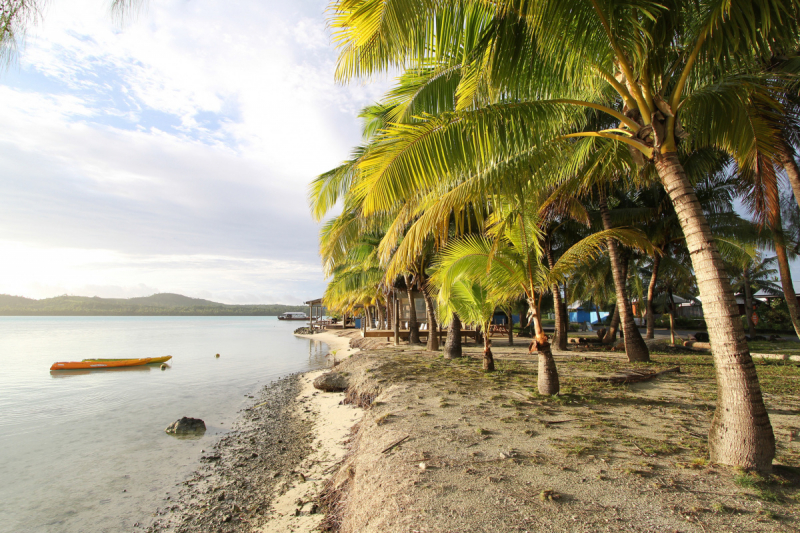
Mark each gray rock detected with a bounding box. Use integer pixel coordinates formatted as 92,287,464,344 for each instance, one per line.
165,417,206,436
312,371,349,392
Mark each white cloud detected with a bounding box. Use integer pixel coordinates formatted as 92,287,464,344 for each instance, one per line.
0,0,390,302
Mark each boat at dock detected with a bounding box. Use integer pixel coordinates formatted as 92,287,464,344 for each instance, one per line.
277,312,309,320
50,356,172,370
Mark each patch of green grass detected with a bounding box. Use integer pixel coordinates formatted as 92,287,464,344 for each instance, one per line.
734,472,762,489
749,340,800,356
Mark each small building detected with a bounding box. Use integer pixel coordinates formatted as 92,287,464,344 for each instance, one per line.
567,301,608,324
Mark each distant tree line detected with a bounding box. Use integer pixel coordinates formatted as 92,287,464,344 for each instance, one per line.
0,294,306,316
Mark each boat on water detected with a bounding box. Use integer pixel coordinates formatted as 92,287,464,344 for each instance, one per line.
50,356,172,371
277,312,309,321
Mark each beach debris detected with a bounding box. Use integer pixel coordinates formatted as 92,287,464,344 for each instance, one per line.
165,417,206,436
540,489,561,501
419,462,427,471
313,371,349,392
596,366,681,384
160,364,167,370
381,435,410,453
215,353,220,358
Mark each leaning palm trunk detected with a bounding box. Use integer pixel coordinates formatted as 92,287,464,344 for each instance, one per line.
773,219,800,339
444,312,462,358
646,255,661,339
528,298,559,395
422,288,439,351
482,334,495,371
599,195,650,362
742,271,757,338
655,152,775,471
546,241,567,350
603,306,619,343
778,140,800,210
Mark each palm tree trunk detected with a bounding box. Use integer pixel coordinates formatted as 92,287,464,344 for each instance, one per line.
365,305,372,330
646,255,661,339
404,275,421,344
773,221,800,339
668,288,676,344
422,287,439,351
743,270,757,338
655,151,774,471
599,194,650,362
778,139,800,210
393,294,400,347
444,312,462,358
603,305,619,343
376,301,384,331
482,331,495,371
506,310,514,346
385,293,392,330
595,303,601,326
528,297,559,395
545,239,568,350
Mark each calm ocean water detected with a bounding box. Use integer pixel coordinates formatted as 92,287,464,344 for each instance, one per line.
0,316,328,533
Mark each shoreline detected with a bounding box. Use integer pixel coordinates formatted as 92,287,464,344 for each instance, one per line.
144,332,364,532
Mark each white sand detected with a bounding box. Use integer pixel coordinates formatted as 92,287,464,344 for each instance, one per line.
258,366,364,532
295,330,360,363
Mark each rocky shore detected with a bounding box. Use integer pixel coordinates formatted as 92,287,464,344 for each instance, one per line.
143,374,313,532
141,331,365,533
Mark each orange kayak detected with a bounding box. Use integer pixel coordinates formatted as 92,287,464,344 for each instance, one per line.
50,356,172,370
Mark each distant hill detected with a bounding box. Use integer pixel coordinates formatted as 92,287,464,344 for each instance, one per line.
0,293,307,316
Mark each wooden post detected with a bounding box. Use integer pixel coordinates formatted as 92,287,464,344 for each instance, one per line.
309,303,312,330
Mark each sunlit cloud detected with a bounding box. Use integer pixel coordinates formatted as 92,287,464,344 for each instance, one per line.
0,0,390,303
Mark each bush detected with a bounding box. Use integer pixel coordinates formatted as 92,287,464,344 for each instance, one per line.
654,315,706,330
753,299,796,333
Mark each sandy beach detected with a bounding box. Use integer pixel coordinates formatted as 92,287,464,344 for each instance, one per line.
145,330,799,532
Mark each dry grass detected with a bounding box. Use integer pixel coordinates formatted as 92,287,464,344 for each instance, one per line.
318,335,800,533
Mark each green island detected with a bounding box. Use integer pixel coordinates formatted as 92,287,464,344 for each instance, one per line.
0,293,305,316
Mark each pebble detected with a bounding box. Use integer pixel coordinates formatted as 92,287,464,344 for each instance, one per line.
419,462,427,471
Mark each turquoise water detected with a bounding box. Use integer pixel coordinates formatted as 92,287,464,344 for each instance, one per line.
0,316,328,533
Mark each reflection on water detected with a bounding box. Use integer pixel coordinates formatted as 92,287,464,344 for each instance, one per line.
50,365,155,378
0,317,329,533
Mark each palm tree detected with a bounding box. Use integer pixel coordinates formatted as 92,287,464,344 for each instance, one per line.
327,0,798,470
435,279,499,371
728,254,782,337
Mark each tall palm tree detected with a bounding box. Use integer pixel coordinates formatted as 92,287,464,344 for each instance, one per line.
327,0,798,470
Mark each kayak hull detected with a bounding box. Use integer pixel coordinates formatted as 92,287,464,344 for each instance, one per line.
50,356,172,370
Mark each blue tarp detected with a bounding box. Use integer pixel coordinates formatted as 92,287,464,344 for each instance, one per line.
569,310,610,324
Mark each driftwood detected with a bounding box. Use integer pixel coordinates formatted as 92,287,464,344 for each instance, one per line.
596,366,681,384
683,341,711,351
381,435,409,454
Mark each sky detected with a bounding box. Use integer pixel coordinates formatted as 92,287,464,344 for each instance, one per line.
0,0,388,304
0,1,797,306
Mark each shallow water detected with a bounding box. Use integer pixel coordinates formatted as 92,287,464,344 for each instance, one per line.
0,316,328,533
